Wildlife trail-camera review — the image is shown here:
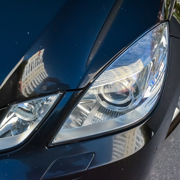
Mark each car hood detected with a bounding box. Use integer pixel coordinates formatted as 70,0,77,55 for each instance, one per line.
0,0,165,108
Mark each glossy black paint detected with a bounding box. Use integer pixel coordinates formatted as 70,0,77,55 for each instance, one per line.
0,0,167,108
41,153,94,179
0,35,179,180
0,0,116,108
0,0,179,180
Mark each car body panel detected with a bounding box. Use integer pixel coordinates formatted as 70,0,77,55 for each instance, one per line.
0,0,167,108
0,36,180,180
0,0,179,180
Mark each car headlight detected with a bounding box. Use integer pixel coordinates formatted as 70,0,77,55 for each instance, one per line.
52,22,168,144
0,94,60,150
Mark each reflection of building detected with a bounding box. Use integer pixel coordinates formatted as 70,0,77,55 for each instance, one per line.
21,49,48,96
112,128,144,160
92,59,144,88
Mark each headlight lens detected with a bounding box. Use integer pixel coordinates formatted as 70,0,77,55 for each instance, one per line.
53,23,168,144
0,94,59,150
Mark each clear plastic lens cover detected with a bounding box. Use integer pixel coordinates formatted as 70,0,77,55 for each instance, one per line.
53,23,168,144
0,94,59,150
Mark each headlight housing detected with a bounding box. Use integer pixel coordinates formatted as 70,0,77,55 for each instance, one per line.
53,23,168,144
0,94,60,150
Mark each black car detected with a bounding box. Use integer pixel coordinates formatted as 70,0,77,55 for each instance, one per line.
0,0,180,179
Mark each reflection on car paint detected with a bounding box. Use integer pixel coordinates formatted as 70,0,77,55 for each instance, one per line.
112,127,145,160
20,49,48,97
87,0,123,65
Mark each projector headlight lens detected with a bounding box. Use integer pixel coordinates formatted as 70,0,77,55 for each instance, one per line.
53,23,168,144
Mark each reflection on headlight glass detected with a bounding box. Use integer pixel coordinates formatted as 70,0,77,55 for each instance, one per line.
0,94,59,150
53,23,168,144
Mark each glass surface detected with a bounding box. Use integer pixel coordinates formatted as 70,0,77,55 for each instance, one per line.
0,94,59,150
53,23,168,144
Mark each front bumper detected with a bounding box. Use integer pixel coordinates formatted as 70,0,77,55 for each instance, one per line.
0,36,180,180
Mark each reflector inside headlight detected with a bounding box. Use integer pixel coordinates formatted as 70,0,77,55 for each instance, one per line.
53,23,168,144
0,94,59,150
